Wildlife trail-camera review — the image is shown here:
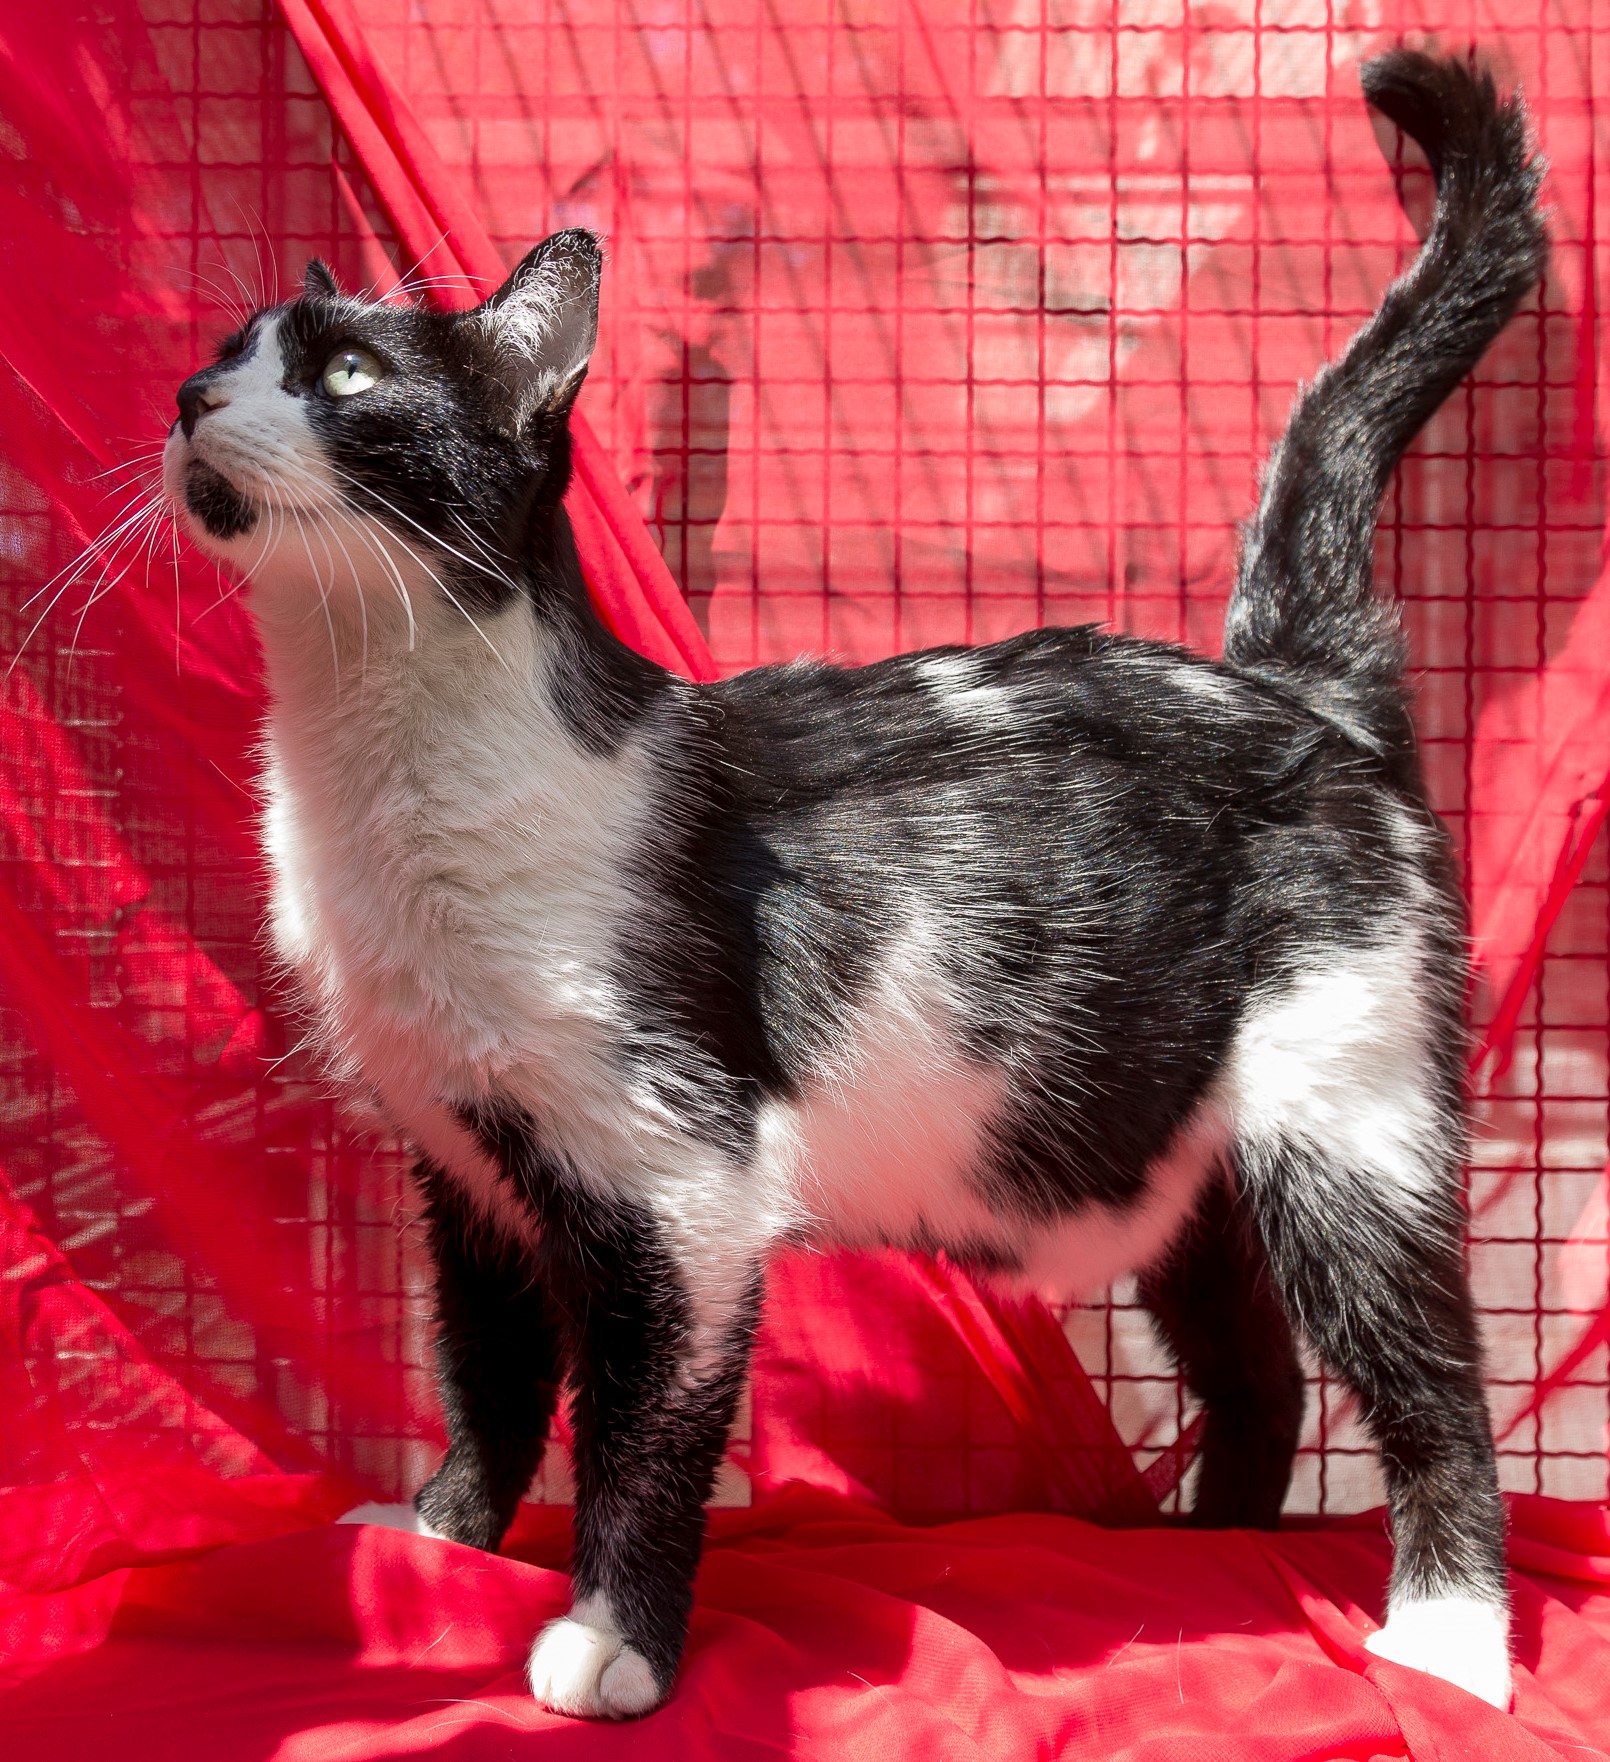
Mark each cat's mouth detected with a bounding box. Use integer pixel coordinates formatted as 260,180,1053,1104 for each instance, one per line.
182,459,259,542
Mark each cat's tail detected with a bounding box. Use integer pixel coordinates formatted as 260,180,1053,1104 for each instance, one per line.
1222,49,1546,761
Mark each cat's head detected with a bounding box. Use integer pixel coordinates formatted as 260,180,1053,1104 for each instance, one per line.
162,229,601,607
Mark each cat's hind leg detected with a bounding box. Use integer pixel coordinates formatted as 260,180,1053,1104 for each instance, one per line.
1240,1134,1509,1704
1137,1171,1304,1529
1224,949,1510,1706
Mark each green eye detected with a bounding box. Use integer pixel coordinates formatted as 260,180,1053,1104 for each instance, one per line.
322,348,382,398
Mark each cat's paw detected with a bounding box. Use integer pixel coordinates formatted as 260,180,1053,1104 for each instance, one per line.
336,1500,449,1540
1364,1594,1512,1708
526,1597,663,1719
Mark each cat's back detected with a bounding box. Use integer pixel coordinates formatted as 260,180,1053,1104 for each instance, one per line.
707,624,1328,812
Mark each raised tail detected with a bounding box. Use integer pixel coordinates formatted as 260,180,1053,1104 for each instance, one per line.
1223,50,1546,762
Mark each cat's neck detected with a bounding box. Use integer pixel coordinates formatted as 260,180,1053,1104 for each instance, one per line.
245,506,684,823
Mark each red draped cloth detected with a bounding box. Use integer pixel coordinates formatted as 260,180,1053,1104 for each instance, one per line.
2,0,1609,1753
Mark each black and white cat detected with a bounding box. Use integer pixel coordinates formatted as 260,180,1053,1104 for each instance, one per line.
161,50,1544,1717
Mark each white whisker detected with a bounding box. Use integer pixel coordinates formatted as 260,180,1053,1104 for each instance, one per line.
8,488,172,679
329,505,415,652
63,502,168,685
377,230,454,302
81,449,165,491
326,463,514,597
187,266,253,330
20,484,169,612
169,512,183,673
289,493,342,691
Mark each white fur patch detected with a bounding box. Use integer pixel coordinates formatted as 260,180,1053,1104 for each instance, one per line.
760,921,1223,1301
1017,1107,1228,1303
256,582,794,1389
527,1594,662,1719
336,1500,449,1541
257,591,653,1117
1365,1593,1512,1709
919,654,1022,730
1218,932,1449,1200
763,924,1008,1250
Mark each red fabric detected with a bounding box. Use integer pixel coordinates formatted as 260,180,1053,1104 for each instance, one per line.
752,1253,1161,1523
275,0,717,684
4,0,1610,1749
5,1479,1610,1758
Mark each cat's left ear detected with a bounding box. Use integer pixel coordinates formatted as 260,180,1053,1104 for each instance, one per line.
471,228,601,428
303,258,340,300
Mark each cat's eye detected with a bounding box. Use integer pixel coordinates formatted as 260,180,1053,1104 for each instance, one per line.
321,348,383,399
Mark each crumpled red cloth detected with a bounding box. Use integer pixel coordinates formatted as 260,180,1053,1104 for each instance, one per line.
4,1476,1610,1759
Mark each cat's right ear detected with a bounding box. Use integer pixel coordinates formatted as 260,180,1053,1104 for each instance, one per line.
470,229,602,429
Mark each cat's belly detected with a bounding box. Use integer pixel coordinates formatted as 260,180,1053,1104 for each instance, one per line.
396,1060,1219,1326
775,1075,1223,1300
758,1022,1009,1255
1010,1106,1228,1302
756,937,1226,1297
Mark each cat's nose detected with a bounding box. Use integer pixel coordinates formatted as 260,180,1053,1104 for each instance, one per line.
176,373,229,440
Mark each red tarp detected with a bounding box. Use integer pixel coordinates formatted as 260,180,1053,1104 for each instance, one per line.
3,0,1610,1751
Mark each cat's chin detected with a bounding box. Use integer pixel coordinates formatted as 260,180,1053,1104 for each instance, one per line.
181,458,259,543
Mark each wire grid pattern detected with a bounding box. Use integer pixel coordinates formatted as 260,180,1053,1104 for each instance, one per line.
2,1,431,1499
324,0,1610,1508
0,0,1604,1514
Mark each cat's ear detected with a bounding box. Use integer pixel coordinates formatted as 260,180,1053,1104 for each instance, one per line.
471,229,601,427
303,258,340,301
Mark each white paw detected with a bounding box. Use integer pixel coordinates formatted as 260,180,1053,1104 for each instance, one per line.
526,1596,662,1719
336,1500,449,1541
1365,1593,1512,1709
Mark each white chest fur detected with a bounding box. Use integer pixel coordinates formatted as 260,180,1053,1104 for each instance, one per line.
256,582,657,1188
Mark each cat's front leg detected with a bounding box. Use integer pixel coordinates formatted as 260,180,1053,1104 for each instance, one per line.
412,1159,566,1550
525,1211,762,1719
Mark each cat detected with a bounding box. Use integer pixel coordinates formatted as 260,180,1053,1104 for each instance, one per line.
161,49,1544,1718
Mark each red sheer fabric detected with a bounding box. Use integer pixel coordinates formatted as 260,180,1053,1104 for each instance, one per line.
271,0,716,682
3,0,1610,1749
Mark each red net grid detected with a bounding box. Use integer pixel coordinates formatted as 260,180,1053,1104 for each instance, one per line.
0,0,1606,1533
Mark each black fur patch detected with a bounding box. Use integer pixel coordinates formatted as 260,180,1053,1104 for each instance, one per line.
182,459,256,539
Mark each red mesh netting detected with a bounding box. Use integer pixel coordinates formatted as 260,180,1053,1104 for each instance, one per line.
2,0,1609,1719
